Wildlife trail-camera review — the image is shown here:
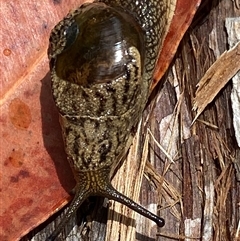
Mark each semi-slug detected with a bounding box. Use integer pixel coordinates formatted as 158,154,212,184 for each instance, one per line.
47,0,169,240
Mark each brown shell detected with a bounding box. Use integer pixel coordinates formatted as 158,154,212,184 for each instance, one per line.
0,0,201,240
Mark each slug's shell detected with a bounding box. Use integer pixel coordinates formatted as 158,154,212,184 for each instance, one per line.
49,3,149,172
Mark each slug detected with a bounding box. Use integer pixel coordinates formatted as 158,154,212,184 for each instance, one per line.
47,0,168,240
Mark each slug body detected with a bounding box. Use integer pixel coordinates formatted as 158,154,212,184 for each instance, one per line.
48,0,168,239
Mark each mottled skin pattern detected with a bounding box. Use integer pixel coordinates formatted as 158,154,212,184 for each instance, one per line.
47,0,169,240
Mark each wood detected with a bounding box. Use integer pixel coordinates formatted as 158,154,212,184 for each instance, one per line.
8,0,240,240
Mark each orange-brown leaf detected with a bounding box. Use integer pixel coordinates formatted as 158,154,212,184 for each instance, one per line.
0,0,200,240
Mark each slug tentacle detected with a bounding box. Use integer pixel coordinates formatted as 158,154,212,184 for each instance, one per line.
46,167,165,240
102,184,165,227
46,187,90,241
48,0,167,240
